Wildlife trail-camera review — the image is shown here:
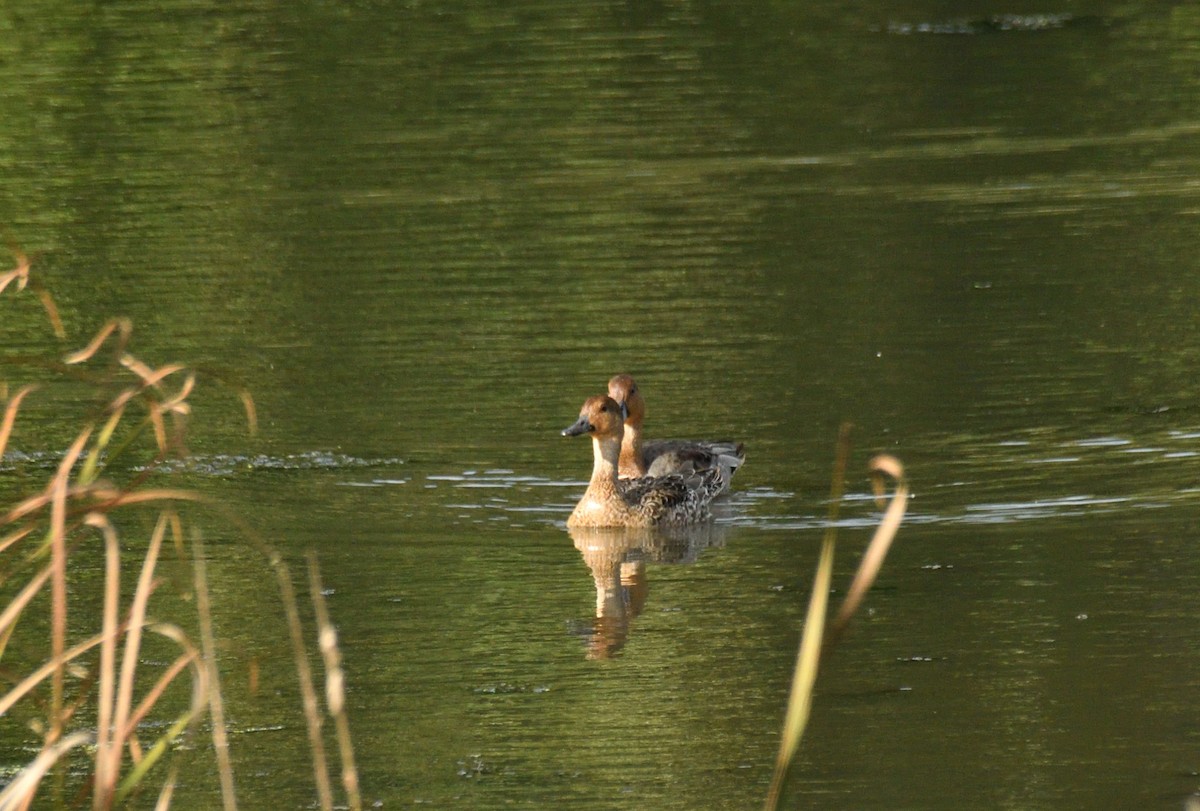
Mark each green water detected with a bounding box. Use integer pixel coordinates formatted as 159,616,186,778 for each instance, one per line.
5,2,1200,808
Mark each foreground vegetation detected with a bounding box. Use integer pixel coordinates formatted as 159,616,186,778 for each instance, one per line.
0,248,359,810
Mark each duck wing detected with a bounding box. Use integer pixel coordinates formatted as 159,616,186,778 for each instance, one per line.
643,440,745,490
617,468,724,525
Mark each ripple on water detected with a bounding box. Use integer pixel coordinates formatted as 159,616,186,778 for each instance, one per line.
10,425,1200,532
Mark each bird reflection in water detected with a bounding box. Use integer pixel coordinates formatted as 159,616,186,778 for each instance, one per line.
567,519,728,659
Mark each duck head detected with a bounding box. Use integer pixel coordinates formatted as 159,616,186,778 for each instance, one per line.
562,395,628,439
606,374,646,428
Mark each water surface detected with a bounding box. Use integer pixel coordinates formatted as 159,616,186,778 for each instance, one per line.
4,2,1200,808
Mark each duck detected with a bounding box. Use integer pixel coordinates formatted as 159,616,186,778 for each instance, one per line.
561,395,725,527
606,374,745,493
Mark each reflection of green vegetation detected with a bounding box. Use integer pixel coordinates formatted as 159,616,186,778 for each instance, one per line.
0,258,359,809
4,1,1200,464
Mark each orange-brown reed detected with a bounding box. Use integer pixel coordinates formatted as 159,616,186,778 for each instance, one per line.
764,423,910,810
0,247,359,810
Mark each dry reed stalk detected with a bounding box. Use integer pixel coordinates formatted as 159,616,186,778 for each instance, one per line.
765,432,910,811
33,286,64,339
47,428,93,750
764,422,852,811
307,552,362,811
114,512,169,739
112,626,208,806
85,510,170,808
0,526,36,558
825,455,908,651
0,565,51,643
238,390,258,435
191,531,238,811
93,514,122,809
2,256,347,808
275,555,335,811
152,766,178,811
0,630,115,716
63,318,132,366
119,629,201,741
0,385,36,460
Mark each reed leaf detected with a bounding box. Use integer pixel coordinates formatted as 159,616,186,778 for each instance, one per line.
114,707,200,805
2,263,354,809
0,731,92,811
120,641,201,742
0,385,36,461
64,318,132,366
152,765,179,811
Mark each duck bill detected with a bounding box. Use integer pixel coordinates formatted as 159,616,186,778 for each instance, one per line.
561,415,593,437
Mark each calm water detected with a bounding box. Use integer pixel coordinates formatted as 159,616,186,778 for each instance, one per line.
4,1,1200,808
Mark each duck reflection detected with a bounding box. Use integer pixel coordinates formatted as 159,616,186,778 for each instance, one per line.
568,520,728,659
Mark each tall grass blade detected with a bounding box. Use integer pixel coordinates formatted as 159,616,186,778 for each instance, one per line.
119,358,185,388
79,406,127,486
764,422,852,811
115,709,196,804
114,620,209,799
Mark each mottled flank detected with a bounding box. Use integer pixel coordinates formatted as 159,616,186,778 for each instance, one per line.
562,395,725,527
606,374,745,494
